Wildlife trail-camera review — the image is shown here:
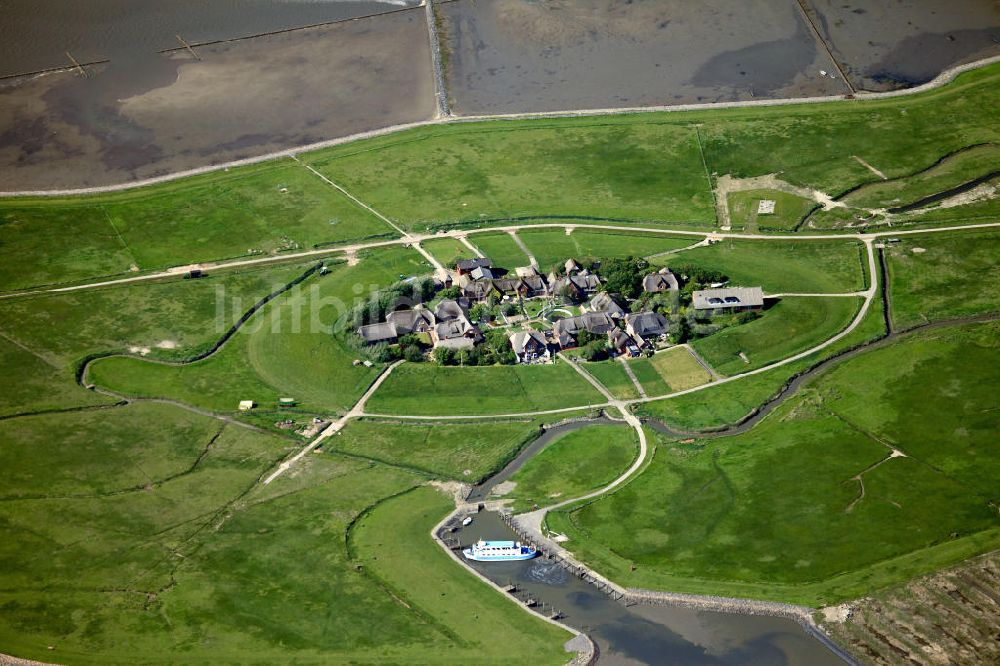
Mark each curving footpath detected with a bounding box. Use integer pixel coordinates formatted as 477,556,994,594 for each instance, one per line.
5,215,999,302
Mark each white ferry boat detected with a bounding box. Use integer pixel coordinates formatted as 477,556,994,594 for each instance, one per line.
462,539,537,562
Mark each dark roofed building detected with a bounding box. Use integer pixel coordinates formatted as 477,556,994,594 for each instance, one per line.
551,272,602,302
521,275,547,296
589,291,626,318
470,266,496,281
385,307,436,335
553,312,614,348
456,257,492,275
434,319,483,349
607,326,635,354
463,280,500,302
509,330,548,362
625,311,669,345
435,298,471,322
357,322,398,345
692,286,764,315
643,269,679,293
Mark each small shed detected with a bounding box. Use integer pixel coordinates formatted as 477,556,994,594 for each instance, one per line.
238,400,255,411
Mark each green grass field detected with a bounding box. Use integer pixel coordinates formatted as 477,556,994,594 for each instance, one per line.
0,261,314,417
692,297,861,375
658,238,868,294
2,57,999,664
306,122,715,231
886,230,1000,329
842,143,1000,209
518,229,695,271
726,189,816,231
331,417,548,482
497,425,638,512
469,232,533,268
584,360,640,400
0,162,396,291
365,361,606,416
350,487,571,664
628,358,671,396
550,322,1000,606
647,346,714,392
0,404,570,663
422,237,475,268
697,64,1000,195
636,288,887,430
88,247,427,416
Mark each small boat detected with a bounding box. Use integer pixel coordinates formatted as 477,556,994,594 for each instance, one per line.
462,516,473,527
462,539,538,562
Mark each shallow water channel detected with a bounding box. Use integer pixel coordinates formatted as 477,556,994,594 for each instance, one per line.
453,512,847,665
453,418,850,664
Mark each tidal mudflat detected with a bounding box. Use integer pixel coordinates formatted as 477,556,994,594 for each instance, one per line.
0,8,434,190
801,0,1000,91
436,0,1000,115
437,0,849,114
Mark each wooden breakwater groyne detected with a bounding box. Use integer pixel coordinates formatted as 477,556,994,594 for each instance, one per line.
155,4,420,54
0,58,111,82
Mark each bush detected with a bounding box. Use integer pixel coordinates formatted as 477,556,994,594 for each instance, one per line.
502,301,520,316
435,347,456,365
735,310,761,325
403,345,425,362
575,329,601,347
598,256,648,299
580,340,608,362
469,303,491,323
672,263,728,285
367,343,400,363
439,285,462,300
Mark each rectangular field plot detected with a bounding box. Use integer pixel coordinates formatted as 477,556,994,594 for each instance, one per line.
726,189,816,231
628,358,670,396
584,360,640,400
647,346,713,392
518,229,696,271
421,237,476,268
657,238,868,294
470,232,532,269
306,121,715,231
365,362,606,416
692,297,860,376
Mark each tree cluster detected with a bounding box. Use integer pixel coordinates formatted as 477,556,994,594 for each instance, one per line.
597,256,648,299
435,328,517,367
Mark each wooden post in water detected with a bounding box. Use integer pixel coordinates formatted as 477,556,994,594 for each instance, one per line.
175,35,201,61
65,52,88,78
